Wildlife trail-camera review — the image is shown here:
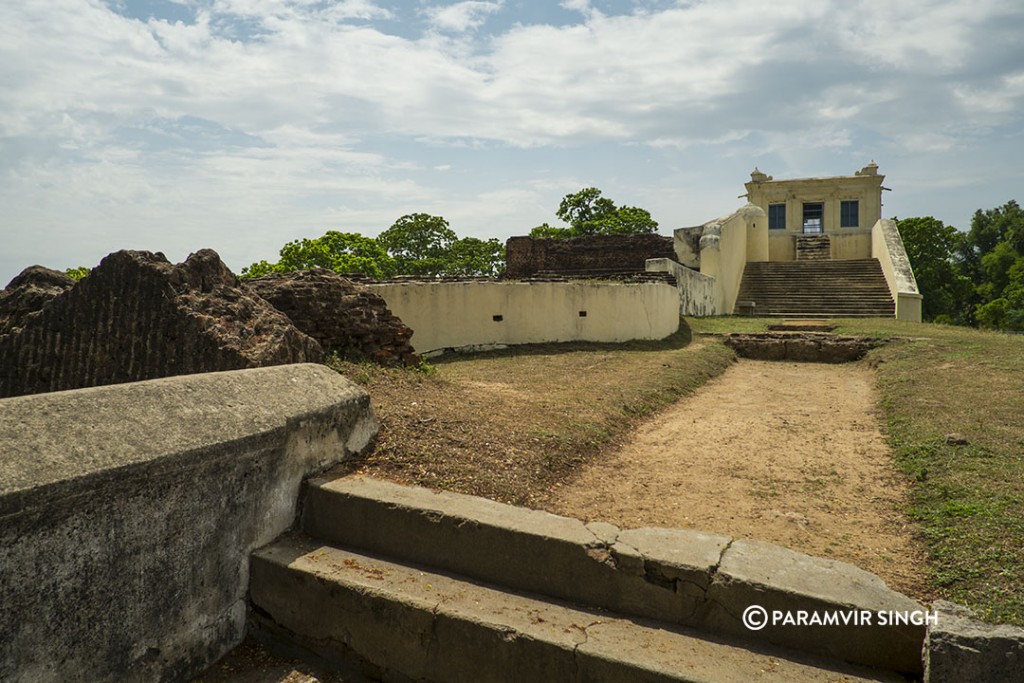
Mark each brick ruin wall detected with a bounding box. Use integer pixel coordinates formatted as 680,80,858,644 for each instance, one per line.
245,270,418,367
504,234,676,279
0,250,419,399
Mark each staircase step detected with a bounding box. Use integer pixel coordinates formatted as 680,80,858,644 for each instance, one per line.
286,476,923,677
737,259,895,317
251,534,905,683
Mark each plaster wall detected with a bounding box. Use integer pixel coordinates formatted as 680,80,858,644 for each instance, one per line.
829,231,874,260
371,281,679,353
768,233,797,261
695,207,761,314
0,365,378,683
644,258,718,316
872,219,923,322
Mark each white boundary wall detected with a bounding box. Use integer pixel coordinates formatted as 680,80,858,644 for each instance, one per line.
371,281,680,354
872,219,923,322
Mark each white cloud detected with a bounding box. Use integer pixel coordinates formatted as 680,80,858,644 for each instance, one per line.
1,0,1023,282
425,1,502,33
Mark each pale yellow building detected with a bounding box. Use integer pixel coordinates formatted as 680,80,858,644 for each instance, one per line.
661,162,923,321
743,162,886,261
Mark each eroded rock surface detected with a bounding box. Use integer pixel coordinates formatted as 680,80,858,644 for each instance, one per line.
245,269,418,366
0,266,76,335
0,250,322,398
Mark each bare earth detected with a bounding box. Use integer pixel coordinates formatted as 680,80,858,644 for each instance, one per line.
546,359,930,599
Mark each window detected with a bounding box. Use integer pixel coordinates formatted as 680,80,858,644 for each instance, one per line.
841,200,859,228
802,202,823,234
768,203,786,230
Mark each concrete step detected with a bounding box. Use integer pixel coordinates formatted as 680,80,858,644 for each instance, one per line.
283,476,924,678
252,534,907,683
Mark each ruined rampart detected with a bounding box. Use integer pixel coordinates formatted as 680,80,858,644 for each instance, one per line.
0,250,322,398
504,233,675,279
245,269,418,366
0,252,422,398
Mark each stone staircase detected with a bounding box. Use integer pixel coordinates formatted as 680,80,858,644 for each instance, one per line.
248,476,921,682
736,259,895,318
795,235,832,261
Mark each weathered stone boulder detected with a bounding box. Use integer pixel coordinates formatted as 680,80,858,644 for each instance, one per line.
0,266,76,335
0,249,323,398
245,269,419,366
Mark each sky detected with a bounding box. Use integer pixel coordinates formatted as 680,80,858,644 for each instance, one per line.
2,0,1023,285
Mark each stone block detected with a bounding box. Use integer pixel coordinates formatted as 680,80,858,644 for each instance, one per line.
925,600,1024,682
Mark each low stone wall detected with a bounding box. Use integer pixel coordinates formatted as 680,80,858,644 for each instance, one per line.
505,234,675,279
644,258,718,316
0,364,378,683
371,280,680,354
724,332,882,363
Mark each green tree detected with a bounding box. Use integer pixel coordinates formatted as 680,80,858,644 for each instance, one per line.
447,237,506,278
241,216,506,280
241,231,395,280
955,200,1024,329
895,217,972,322
530,187,659,238
65,266,90,281
378,213,459,277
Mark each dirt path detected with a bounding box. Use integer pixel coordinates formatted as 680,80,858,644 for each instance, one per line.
546,359,929,598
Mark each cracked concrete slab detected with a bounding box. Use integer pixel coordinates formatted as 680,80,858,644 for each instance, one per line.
301,477,925,675
706,538,924,675
924,600,1024,682
252,534,904,683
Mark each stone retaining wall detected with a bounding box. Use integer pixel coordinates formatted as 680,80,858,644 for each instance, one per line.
0,365,378,683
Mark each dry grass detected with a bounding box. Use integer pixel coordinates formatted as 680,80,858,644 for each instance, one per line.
328,316,1024,626
329,327,735,507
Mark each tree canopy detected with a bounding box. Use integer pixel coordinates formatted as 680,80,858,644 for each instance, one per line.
241,214,505,280
530,187,659,239
897,200,1024,330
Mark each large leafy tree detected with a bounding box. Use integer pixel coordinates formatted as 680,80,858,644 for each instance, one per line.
377,213,459,277
960,201,1024,330
446,237,506,278
240,215,506,280
895,217,972,323
530,187,658,238
241,231,395,280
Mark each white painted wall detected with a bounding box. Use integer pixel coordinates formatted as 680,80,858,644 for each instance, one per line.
645,258,718,316
872,219,923,322
371,281,680,353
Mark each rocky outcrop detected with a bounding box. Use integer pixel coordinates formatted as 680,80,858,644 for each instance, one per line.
0,266,76,335
245,269,418,366
0,250,323,398
723,332,882,363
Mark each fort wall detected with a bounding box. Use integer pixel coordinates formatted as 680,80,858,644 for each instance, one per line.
0,364,377,683
372,280,680,354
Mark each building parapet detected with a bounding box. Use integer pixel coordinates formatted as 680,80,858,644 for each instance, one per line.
871,219,923,322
